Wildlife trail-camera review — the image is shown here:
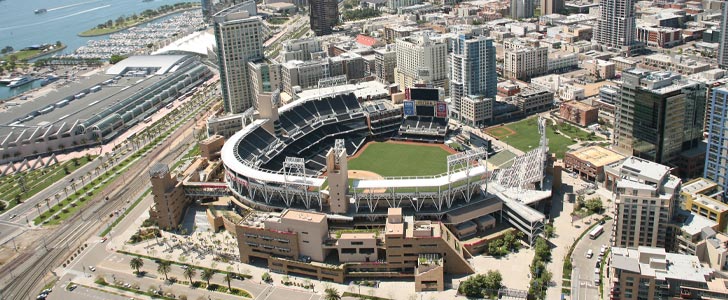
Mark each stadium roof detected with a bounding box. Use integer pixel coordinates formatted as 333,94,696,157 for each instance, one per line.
106,55,189,75
152,31,216,56
221,120,326,187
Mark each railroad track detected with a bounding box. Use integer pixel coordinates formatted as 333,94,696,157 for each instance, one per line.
0,96,214,299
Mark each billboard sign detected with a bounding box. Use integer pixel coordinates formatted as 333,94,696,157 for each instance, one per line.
436,102,447,118
403,100,416,116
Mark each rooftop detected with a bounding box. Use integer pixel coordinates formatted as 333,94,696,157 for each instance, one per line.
281,209,327,223
611,246,713,283
567,146,624,167
106,55,190,75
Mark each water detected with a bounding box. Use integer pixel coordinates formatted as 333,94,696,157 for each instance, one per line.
0,0,195,54
0,0,198,100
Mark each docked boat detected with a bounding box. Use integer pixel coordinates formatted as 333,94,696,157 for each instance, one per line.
7,76,34,88
40,75,59,86
34,8,47,14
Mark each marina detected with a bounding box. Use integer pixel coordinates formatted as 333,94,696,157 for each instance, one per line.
58,10,204,60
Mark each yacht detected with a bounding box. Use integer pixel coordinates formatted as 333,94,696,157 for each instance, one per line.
40,75,59,86
7,76,34,88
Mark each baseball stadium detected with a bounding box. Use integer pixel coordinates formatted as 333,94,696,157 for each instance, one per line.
156,86,556,292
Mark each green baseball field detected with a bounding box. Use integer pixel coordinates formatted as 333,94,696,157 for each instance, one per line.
347,142,451,177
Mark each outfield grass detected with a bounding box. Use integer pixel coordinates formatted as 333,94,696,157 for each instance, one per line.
490,117,578,159
348,142,450,177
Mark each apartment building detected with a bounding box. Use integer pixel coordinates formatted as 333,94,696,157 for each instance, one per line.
613,69,706,177
394,34,448,92
459,95,493,128
547,51,578,73
608,246,722,300
503,39,548,80
281,38,324,62
514,86,553,115
213,3,264,113
637,25,683,48
509,0,533,19
705,88,728,198
564,146,624,182
450,30,497,123
594,0,637,54
718,1,728,70
374,44,396,84
641,54,710,75
683,178,728,233
606,157,681,249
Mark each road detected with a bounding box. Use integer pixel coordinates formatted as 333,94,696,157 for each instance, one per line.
0,81,216,248
0,86,218,300
570,219,613,300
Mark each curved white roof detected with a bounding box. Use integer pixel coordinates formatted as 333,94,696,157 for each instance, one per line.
152,31,216,56
221,119,326,187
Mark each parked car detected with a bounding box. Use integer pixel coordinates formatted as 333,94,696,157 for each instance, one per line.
586,249,593,259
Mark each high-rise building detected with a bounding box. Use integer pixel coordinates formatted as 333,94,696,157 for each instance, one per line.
705,88,728,196
394,33,448,92
608,157,681,249
450,31,496,126
613,69,706,177
718,2,728,70
539,0,564,15
309,0,338,36
214,2,264,114
510,0,534,19
594,0,637,53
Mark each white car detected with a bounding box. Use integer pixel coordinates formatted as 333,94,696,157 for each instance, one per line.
586,249,593,259
88,266,96,272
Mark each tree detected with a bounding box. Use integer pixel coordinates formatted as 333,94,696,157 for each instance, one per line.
261,272,272,283
544,224,554,238
35,203,42,216
55,41,62,47
157,261,171,281
534,238,551,262
585,198,603,214
109,54,126,64
184,267,196,285
129,257,144,274
201,269,215,287
224,272,232,291
483,270,503,295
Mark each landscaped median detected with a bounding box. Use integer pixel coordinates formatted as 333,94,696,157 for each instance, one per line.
34,93,217,225
0,155,94,213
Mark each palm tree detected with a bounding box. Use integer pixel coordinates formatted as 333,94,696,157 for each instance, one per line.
200,269,214,287
324,288,341,300
224,272,232,291
183,267,196,286
34,203,42,216
44,198,51,211
157,261,171,281
129,257,144,274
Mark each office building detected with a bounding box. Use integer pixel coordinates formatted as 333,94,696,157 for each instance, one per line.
503,39,548,80
214,3,264,114
394,34,448,92
510,0,534,19
719,2,728,70
450,31,497,124
608,246,727,300
606,157,681,249
539,0,564,15
613,69,706,177
705,88,728,196
149,164,191,230
594,0,637,54
309,0,338,36
514,86,553,114
564,146,624,182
